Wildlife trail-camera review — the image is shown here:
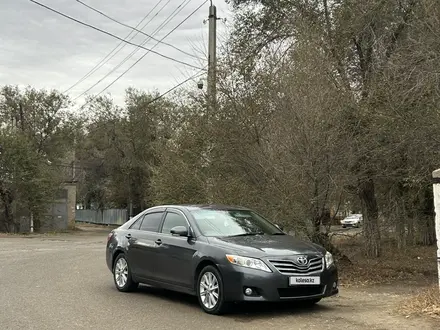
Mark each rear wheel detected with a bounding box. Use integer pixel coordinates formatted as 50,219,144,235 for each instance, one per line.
196,265,229,315
113,254,138,292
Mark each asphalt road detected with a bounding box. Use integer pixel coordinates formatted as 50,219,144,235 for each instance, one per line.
0,229,437,330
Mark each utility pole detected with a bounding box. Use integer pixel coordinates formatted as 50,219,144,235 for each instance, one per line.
207,0,217,117
11,115,18,233
202,1,218,204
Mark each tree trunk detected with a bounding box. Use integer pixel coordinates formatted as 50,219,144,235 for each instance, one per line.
33,215,41,233
358,178,381,257
396,195,407,249
396,217,406,249
418,215,435,245
310,232,352,265
0,185,17,233
313,213,321,236
406,216,416,246
417,186,436,245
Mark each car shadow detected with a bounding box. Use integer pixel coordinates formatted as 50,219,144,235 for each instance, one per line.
134,285,335,320
135,284,197,304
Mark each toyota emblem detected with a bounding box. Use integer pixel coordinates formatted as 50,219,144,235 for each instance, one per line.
296,256,308,265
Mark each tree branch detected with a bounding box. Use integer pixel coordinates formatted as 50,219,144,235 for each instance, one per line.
385,0,417,60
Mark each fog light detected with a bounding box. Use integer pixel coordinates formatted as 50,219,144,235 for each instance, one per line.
333,282,337,289
244,288,253,296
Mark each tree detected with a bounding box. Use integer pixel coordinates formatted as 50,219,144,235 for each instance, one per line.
224,0,440,257
0,85,78,232
76,89,173,213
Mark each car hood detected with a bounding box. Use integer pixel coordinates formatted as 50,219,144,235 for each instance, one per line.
209,234,325,258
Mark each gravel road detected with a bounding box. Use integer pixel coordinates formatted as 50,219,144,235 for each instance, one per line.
0,228,437,330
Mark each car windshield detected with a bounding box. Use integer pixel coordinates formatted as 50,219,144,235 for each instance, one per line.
189,209,284,237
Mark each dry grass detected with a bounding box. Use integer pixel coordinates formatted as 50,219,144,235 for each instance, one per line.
399,286,440,319
335,233,440,319
334,235,437,287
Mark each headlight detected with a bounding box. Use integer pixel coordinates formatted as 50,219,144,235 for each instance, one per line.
226,254,272,273
325,251,334,268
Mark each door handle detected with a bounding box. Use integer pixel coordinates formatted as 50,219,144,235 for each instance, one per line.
155,239,162,245
125,234,132,239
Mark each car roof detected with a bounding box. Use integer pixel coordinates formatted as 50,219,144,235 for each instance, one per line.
147,204,252,212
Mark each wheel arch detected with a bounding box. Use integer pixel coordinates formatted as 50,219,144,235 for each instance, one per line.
112,249,125,270
193,257,220,291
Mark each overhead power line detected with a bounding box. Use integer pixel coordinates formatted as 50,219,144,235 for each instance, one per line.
63,0,167,94
75,0,201,60
80,69,207,138
73,0,196,102
144,69,206,105
77,0,208,107
29,0,205,71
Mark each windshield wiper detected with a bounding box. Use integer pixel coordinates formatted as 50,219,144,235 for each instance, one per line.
229,232,265,237
272,232,286,235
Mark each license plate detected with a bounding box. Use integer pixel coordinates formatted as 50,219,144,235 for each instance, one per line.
289,276,321,285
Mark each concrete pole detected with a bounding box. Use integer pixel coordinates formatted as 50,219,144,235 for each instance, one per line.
207,1,217,116
11,116,18,232
432,169,440,290
204,1,217,203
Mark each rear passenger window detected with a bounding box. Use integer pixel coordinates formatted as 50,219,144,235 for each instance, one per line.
140,212,163,232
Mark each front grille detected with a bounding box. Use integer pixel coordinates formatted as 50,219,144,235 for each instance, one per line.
278,286,324,298
268,256,324,275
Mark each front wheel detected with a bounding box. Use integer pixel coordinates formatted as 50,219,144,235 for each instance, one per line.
196,265,229,315
113,254,138,292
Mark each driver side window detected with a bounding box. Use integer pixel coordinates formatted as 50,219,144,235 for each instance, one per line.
161,212,187,234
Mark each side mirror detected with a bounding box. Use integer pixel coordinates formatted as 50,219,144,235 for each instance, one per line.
170,226,189,237
275,224,284,231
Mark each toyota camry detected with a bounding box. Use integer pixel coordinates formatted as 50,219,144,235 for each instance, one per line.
106,204,339,314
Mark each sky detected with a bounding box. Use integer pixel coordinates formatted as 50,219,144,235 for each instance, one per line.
0,0,233,108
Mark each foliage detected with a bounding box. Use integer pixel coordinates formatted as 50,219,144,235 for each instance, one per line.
3,1,440,258
75,89,174,214
0,86,78,232
217,0,440,256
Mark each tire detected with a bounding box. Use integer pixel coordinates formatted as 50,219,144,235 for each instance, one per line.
112,253,138,292
196,265,229,315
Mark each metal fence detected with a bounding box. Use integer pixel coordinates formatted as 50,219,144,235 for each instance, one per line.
75,209,128,226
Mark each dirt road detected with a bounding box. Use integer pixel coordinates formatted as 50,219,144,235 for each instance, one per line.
0,229,437,330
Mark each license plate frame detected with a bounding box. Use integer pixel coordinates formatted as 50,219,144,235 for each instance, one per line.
289,276,321,286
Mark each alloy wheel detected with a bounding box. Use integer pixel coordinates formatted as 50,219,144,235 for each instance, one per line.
114,257,128,288
199,271,220,309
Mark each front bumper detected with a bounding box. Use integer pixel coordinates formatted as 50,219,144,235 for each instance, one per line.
219,264,338,302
